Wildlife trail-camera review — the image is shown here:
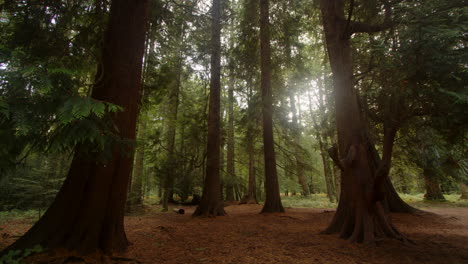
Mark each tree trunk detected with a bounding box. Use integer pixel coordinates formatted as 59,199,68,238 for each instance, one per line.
308,90,336,202
460,183,468,200
259,0,284,213
423,168,445,200
366,137,417,213
193,0,225,216
129,117,147,205
225,68,236,201
2,0,149,254
321,0,404,243
240,133,258,204
290,94,309,197
162,34,184,211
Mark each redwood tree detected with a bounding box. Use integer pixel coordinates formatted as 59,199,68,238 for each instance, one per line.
193,0,225,216
259,0,284,213
1,0,149,254
320,0,405,242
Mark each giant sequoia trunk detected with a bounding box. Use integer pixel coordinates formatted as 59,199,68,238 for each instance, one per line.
321,0,404,243
2,0,149,254
259,0,284,213
193,0,225,216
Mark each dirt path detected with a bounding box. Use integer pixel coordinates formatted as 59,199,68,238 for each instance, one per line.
1,204,467,264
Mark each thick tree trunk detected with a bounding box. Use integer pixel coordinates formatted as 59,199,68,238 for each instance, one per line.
321,0,404,243
423,168,445,200
2,0,149,254
259,0,284,213
225,68,236,202
193,0,225,216
366,130,417,213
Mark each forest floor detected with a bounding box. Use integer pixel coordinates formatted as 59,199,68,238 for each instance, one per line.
1,200,468,264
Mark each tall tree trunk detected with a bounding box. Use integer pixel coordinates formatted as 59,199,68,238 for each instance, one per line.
423,168,445,200
225,67,236,201
460,183,468,200
162,71,181,211
259,0,284,213
290,94,309,196
129,117,147,205
2,0,149,254
240,132,258,204
308,91,336,202
320,0,404,243
193,0,225,216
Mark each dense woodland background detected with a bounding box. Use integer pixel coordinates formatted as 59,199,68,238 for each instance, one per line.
0,0,467,260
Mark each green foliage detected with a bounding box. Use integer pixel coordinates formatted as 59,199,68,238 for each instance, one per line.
0,245,43,264
400,193,468,208
281,194,337,208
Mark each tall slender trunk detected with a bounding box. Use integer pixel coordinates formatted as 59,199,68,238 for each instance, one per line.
225,67,236,201
193,0,225,216
240,131,258,204
290,94,309,196
130,117,147,205
162,59,182,211
2,0,149,254
308,91,336,202
259,0,284,213
320,0,404,243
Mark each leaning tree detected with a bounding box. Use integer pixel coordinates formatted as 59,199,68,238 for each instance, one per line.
1,0,149,254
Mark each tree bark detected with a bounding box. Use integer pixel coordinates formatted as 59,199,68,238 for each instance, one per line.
366,136,418,213
225,66,236,202
193,0,225,216
2,0,149,254
290,94,309,197
423,168,445,200
321,0,404,243
308,90,336,202
259,0,284,213
129,117,147,205
240,132,258,204
460,183,468,200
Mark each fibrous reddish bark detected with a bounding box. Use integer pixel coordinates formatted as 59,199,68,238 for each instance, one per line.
259,0,284,213
321,0,405,243
193,0,225,217
2,0,149,254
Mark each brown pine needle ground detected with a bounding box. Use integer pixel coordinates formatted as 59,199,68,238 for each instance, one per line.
1,204,467,264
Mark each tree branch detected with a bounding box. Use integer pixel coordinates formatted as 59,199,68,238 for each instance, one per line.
349,0,392,34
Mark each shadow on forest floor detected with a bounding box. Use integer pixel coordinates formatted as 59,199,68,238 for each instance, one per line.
1,203,467,264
